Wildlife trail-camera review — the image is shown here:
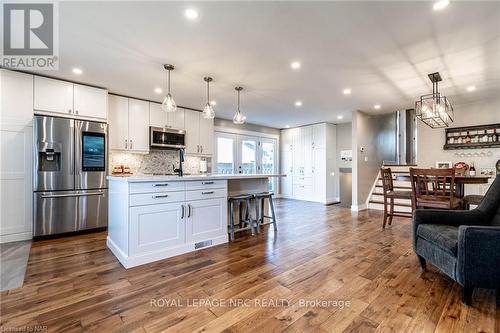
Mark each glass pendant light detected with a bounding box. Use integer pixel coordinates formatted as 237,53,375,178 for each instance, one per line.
161,64,177,113
233,86,246,124
202,77,215,119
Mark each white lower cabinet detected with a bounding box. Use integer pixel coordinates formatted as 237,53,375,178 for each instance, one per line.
186,198,227,243
130,203,185,255
107,179,228,268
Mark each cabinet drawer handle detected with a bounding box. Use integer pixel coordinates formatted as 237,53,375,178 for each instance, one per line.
202,181,214,185
152,194,169,199
153,183,169,187
202,191,214,195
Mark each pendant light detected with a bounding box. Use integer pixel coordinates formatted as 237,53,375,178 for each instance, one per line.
202,77,215,119
415,72,454,128
161,64,177,113
233,86,246,124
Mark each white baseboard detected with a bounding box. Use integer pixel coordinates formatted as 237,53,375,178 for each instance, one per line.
351,204,367,212
0,232,32,244
107,235,228,269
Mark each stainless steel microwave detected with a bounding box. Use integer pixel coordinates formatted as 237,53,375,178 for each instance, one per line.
150,127,186,149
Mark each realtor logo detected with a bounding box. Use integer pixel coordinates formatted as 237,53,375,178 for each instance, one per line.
1,2,59,69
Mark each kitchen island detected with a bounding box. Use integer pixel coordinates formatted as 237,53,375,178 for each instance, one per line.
107,174,283,268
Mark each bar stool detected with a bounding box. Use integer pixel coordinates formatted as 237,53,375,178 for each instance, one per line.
228,194,254,241
253,192,278,233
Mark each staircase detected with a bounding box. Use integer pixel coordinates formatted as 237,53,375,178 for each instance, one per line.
367,165,413,213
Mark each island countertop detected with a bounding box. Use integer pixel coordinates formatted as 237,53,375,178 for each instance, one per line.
107,173,285,183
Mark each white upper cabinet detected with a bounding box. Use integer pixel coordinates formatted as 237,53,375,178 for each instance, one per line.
199,116,214,155
128,99,149,152
149,102,167,128
108,95,129,151
73,84,107,120
184,110,201,154
108,96,149,153
168,109,185,130
0,70,33,125
34,76,73,115
34,76,107,120
312,123,326,149
149,102,185,130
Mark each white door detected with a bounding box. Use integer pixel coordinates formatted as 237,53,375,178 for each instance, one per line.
34,76,74,115
129,203,185,255
73,84,108,120
184,110,200,154
108,95,129,151
238,136,258,174
168,109,185,130
149,102,167,128
199,117,214,155
215,133,237,174
128,98,150,152
260,138,277,192
186,198,227,243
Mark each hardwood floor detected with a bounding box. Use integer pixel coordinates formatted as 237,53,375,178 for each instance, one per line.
1,199,498,332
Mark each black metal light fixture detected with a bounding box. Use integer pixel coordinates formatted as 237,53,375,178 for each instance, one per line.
202,77,215,119
415,72,454,128
233,86,246,124
161,64,177,113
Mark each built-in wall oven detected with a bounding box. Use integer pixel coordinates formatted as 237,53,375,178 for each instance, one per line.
33,115,108,237
150,126,185,149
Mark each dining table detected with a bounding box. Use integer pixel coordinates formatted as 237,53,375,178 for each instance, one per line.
396,175,491,198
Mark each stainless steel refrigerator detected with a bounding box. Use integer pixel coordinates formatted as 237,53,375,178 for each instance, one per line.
33,115,108,237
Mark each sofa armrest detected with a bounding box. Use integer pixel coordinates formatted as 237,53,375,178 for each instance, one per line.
457,225,500,289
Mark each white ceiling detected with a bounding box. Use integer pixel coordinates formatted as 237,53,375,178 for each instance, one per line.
34,1,500,128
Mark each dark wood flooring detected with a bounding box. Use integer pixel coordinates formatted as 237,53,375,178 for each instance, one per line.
0,199,498,332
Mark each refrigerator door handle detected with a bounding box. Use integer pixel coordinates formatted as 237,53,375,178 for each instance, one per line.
41,191,105,199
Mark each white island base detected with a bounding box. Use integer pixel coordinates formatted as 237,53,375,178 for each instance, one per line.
107,174,278,268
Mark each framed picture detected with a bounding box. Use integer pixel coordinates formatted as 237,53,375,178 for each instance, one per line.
435,161,452,169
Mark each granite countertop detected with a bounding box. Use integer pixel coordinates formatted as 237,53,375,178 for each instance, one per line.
107,173,286,182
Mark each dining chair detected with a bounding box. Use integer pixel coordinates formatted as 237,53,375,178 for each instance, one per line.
380,168,413,228
409,167,462,210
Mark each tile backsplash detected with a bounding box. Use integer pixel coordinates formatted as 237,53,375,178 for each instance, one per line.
109,150,211,175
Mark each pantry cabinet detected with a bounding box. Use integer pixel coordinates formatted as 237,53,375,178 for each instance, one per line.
34,76,107,120
108,95,149,153
281,123,337,204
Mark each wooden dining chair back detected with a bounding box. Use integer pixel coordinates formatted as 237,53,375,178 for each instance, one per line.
409,167,461,210
380,168,412,228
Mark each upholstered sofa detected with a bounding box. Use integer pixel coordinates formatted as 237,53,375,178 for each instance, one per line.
413,175,500,305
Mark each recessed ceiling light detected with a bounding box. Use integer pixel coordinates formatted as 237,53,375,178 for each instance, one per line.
466,85,476,92
374,104,381,110
291,61,301,70
185,8,199,20
337,115,343,120
295,101,303,107
154,87,162,94
343,89,351,95
433,0,450,11
285,125,290,128
210,100,216,106
72,68,82,75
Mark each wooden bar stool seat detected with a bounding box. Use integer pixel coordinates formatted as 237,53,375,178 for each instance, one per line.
253,191,278,234
227,194,255,241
